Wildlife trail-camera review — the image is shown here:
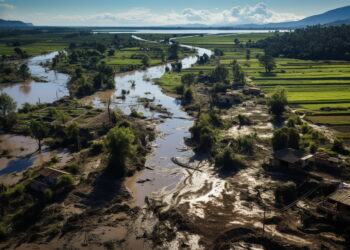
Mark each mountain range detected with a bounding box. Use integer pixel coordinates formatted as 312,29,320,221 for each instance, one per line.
238,5,350,29
0,19,33,27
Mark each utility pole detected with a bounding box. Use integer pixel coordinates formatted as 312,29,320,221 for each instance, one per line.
263,205,266,236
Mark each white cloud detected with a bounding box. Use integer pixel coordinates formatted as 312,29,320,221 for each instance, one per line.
4,2,303,26
0,3,15,9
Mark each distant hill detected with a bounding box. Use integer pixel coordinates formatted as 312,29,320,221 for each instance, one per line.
326,18,350,26
232,5,350,29
0,19,33,27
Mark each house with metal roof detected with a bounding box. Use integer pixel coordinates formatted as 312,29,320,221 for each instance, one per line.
28,167,70,193
270,148,314,168
319,183,350,221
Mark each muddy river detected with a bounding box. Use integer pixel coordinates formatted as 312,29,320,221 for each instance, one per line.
0,51,69,109
0,37,213,202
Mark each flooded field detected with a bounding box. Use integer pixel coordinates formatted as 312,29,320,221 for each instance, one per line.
0,52,69,108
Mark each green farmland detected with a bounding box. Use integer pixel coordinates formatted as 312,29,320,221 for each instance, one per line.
177,33,350,143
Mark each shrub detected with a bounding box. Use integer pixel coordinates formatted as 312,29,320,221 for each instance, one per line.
236,135,255,155
183,87,194,102
215,148,245,171
309,143,318,154
44,188,53,200
301,123,310,134
332,138,348,154
57,175,74,190
130,109,144,118
64,163,80,175
237,114,252,126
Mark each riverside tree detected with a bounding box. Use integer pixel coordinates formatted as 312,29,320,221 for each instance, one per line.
0,93,16,116
29,120,49,151
104,126,136,167
141,55,150,67
168,42,179,60
18,64,30,81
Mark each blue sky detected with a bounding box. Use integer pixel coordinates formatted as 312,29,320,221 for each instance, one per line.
0,0,349,26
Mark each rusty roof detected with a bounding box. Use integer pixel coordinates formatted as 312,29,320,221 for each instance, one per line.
329,188,350,207
37,167,70,179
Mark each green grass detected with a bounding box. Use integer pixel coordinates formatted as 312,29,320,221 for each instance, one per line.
155,73,182,93
173,33,350,132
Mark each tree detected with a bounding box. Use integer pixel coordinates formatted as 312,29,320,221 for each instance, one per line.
272,128,289,151
268,87,288,116
18,64,30,81
29,120,49,151
272,127,300,151
211,65,229,82
64,122,81,150
96,43,107,54
246,49,251,60
259,54,276,73
288,128,300,149
141,55,150,67
108,49,115,56
181,73,196,85
0,93,16,116
168,43,179,60
183,87,194,102
104,126,136,165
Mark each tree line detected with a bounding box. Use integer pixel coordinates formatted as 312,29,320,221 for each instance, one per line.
255,25,350,61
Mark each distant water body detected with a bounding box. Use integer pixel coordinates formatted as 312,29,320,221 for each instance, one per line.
92,29,287,34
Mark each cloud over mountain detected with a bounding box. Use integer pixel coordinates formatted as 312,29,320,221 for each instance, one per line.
14,2,302,26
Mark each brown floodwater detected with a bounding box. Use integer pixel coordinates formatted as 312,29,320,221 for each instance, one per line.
82,36,213,207
0,52,70,109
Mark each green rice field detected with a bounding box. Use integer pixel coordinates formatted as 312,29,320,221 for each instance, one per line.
177,33,350,142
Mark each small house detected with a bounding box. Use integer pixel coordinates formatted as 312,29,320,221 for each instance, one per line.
319,183,350,221
271,148,313,168
314,152,340,168
28,167,70,193
215,91,242,106
198,73,210,82
243,87,262,96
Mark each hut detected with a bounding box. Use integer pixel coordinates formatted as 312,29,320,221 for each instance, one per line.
271,148,313,169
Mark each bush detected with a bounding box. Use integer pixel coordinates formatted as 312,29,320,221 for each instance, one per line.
64,163,80,175
332,138,348,154
215,148,245,171
236,135,255,155
183,87,194,102
130,109,144,118
309,143,318,154
44,188,53,200
237,114,251,126
57,175,74,190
